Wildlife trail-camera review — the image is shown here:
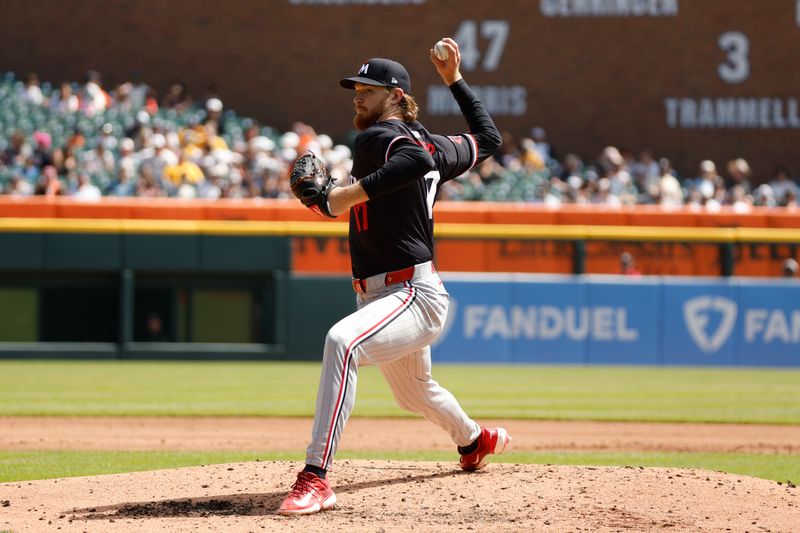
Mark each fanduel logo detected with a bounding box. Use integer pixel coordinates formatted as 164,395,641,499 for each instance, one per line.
683,296,737,353
462,305,638,341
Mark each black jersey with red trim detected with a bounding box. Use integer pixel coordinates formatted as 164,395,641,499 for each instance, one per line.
348,80,500,279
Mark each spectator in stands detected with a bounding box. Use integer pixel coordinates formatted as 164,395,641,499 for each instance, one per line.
108,167,136,197
693,160,719,201
198,172,224,199
139,133,177,182
530,126,553,163
72,172,102,201
50,82,80,114
203,97,225,135
631,149,660,184
729,185,753,213
161,80,193,111
143,312,169,342
725,158,752,196
519,137,545,171
81,70,110,116
3,173,33,196
1,130,29,167
144,87,159,115
20,72,44,106
560,153,583,180
632,149,661,203
30,131,54,170
783,258,798,278
66,127,87,151
116,138,137,177
768,165,798,207
571,176,592,204
600,146,636,204
657,158,683,207
136,166,165,197
593,177,621,207
620,252,641,276
164,150,205,189
496,130,519,167
752,183,777,207
127,70,150,109
34,165,62,197
112,82,136,113
57,144,78,177
81,139,116,176
4,70,800,208
196,80,221,111
785,188,798,209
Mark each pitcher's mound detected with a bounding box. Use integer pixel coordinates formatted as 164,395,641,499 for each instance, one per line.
1,460,798,532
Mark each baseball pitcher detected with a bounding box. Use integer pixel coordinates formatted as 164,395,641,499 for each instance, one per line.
280,38,510,515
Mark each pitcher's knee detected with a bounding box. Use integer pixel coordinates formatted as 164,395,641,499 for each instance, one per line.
324,324,351,357
393,382,437,414
393,396,419,414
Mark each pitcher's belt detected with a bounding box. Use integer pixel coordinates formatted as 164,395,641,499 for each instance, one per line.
352,261,436,294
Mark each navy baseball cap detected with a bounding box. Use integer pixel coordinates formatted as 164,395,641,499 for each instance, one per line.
340,58,411,94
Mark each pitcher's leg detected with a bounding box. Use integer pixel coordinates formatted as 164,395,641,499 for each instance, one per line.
304,326,360,470
378,346,480,447
305,285,420,470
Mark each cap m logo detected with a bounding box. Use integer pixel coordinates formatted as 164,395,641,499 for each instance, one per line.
683,296,737,353
358,63,369,75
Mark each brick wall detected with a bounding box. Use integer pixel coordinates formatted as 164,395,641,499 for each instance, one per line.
2,0,799,179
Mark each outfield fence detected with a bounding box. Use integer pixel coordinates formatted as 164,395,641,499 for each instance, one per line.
0,216,797,363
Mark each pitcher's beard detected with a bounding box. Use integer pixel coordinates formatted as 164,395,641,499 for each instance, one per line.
353,97,391,131
353,109,381,131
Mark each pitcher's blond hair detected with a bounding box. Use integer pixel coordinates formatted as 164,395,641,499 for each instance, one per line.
400,94,419,122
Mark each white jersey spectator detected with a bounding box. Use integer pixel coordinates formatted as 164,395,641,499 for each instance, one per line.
50,82,80,114
72,173,102,201
20,73,44,105
658,158,683,207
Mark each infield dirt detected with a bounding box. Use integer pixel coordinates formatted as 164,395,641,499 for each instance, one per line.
2,460,799,532
1,417,799,532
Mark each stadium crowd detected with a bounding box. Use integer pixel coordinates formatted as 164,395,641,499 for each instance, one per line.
1,71,799,210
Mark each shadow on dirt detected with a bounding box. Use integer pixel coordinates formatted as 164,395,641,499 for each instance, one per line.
69,467,465,519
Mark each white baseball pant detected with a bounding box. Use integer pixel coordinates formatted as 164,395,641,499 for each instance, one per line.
305,261,481,470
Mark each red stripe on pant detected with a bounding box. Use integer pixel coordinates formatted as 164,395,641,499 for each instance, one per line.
321,284,415,468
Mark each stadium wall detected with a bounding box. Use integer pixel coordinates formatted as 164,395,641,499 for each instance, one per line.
1,0,799,177
0,214,797,365
1,197,799,276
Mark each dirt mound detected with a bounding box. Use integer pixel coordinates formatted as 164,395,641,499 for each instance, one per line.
1,460,797,532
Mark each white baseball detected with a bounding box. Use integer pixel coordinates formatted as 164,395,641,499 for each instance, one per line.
434,40,449,61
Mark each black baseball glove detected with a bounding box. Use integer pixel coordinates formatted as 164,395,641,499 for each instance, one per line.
290,153,336,218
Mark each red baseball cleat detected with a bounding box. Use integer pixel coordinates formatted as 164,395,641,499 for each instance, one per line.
459,427,511,471
277,471,337,516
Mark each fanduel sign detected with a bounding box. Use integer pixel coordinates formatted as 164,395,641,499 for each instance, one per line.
432,276,800,366
682,295,800,354
745,309,800,343
464,305,638,341
683,296,737,353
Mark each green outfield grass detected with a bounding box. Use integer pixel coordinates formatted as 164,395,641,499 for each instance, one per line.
1,360,799,423
1,450,797,484
1,360,799,484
